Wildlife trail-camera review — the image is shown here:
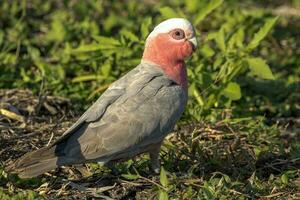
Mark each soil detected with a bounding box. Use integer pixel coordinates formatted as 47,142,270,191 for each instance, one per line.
1,89,299,199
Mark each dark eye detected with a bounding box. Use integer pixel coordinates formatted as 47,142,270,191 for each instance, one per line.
171,29,185,40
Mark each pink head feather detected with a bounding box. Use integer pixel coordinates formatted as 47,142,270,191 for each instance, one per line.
142,18,197,89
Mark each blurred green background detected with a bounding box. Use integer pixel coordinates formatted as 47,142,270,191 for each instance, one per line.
0,0,299,199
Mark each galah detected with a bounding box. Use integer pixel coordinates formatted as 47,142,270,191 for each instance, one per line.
8,18,197,178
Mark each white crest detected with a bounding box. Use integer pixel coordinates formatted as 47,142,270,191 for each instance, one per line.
146,18,194,41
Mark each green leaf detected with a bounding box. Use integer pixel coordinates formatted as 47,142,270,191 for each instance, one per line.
159,191,169,200
185,0,200,12
200,44,215,58
160,167,169,187
141,17,152,39
20,68,31,82
203,182,216,199
101,62,112,77
71,43,102,53
246,57,275,80
72,74,99,82
215,27,226,52
159,7,178,19
121,174,140,180
213,54,224,69
93,35,120,46
205,32,218,41
281,173,288,185
27,46,41,61
46,14,66,42
228,27,245,48
222,82,241,100
194,0,223,25
103,13,118,32
222,174,231,183
247,17,278,50
193,87,204,106
120,29,139,42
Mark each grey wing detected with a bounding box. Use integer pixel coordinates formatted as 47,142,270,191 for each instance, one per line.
52,87,124,146
52,63,163,147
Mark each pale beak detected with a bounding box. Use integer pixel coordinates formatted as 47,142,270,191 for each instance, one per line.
188,37,197,50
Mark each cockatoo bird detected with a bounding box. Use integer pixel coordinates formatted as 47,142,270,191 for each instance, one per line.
9,18,197,178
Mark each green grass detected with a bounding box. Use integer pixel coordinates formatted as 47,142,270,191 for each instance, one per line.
0,0,299,199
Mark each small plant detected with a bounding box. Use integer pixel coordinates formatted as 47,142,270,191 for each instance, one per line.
186,15,278,120
158,167,170,200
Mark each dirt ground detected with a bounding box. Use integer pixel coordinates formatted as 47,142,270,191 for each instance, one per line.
1,89,299,199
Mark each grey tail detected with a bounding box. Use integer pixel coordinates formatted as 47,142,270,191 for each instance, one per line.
6,146,59,178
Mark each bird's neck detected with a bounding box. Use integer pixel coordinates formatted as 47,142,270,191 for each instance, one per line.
142,46,188,90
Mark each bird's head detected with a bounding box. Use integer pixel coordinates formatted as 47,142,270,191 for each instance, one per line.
142,18,197,89
142,18,197,66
